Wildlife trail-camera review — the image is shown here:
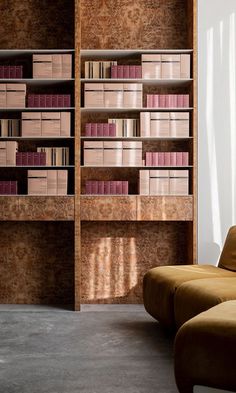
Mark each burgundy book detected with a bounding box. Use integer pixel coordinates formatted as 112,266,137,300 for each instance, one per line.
34,95,40,107
52,95,58,108
164,152,171,166
9,66,16,79
91,123,98,137
109,123,116,137
16,152,22,166
176,152,183,166
159,95,166,108
40,95,46,107
10,181,17,195
28,152,34,166
103,123,109,137
183,95,189,107
152,152,158,167
85,181,92,194
0,181,3,194
39,152,46,166
4,66,10,78
123,65,130,79
153,95,160,108
135,66,142,79
158,152,165,166
22,152,28,166
16,66,23,78
182,152,189,166
172,95,178,108
116,181,123,194
146,94,153,108
122,181,129,195
177,95,184,108
0,66,4,78
104,181,111,194
91,180,98,194
145,152,152,166
111,65,118,79
110,181,117,195
58,95,64,107
63,95,71,107
46,95,52,107
117,65,124,79
165,95,172,108
170,152,177,166
98,180,105,194
85,123,92,137
27,94,34,107
4,181,11,195
97,123,104,137
129,66,136,79
33,152,40,166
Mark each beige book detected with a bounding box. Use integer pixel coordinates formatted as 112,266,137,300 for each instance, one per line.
0,141,7,165
139,170,150,195
22,112,42,137
123,83,142,108
150,112,170,137
84,83,104,107
47,170,57,195
1,120,8,137
170,112,189,137
0,84,6,107
6,141,18,165
60,112,71,136
102,61,117,78
103,141,122,166
62,54,72,78
84,61,90,78
150,178,169,195
122,141,142,166
84,141,104,166
57,170,68,195
104,83,123,108
11,120,20,136
125,119,135,137
161,55,181,79
91,62,100,79
142,54,161,79
6,84,26,108
41,112,61,137
28,170,47,195
52,55,62,79
169,178,189,195
33,55,52,79
140,112,151,137
180,55,191,78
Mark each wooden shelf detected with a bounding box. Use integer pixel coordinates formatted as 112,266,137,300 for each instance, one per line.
0,79,74,85
0,165,74,168
81,107,194,113
0,107,75,111
0,137,74,140
81,165,193,169
81,136,193,141
81,78,193,86
0,49,75,57
80,195,193,221
0,195,74,221
80,49,193,58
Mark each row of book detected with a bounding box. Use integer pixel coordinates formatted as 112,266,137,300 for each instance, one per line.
141,54,190,79
146,94,189,108
16,152,46,166
85,123,116,137
85,61,117,79
85,180,128,195
0,66,23,79
0,181,17,195
37,147,69,166
0,84,26,108
145,152,189,166
33,54,72,79
111,65,142,79
28,94,71,108
85,119,139,137
139,170,189,195
28,170,68,195
0,119,20,137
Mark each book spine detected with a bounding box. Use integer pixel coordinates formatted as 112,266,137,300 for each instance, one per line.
129,66,136,79
164,152,171,166
135,65,142,78
111,65,118,78
145,152,152,166
85,123,92,137
97,123,104,137
182,152,189,166
98,180,105,194
122,181,129,195
117,65,124,79
85,180,92,194
16,152,22,166
91,123,98,137
28,152,34,166
109,123,116,137
123,65,130,79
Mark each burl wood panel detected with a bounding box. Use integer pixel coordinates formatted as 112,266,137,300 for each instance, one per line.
81,196,137,221
0,222,74,305
0,0,74,49
81,0,189,49
137,196,193,221
0,196,74,221
81,221,191,303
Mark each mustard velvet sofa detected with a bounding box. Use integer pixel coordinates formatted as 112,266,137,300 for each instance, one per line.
143,226,236,330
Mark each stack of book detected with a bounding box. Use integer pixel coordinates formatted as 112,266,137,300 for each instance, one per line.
140,112,189,137
146,94,189,108
145,152,189,166
139,169,189,195
0,141,18,165
85,180,129,195
84,83,142,108
33,54,72,79
0,180,17,195
27,170,68,195
85,123,116,137
0,119,20,137
0,84,26,108
142,54,190,79
16,152,46,166
111,65,142,79
84,141,142,166
108,118,139,137
27,94,71,108
21,112,71,137
37,147,69,166
0,66,23,79
85,61,117,79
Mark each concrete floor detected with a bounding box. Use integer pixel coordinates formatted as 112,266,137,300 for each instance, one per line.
0,305,178,393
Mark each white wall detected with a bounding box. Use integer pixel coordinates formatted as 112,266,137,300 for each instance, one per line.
198,0,236,264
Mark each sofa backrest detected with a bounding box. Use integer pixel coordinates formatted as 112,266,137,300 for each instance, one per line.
218,226,236,272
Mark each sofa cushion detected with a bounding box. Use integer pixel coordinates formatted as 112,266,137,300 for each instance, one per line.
218,226,236,272
143,265,235,329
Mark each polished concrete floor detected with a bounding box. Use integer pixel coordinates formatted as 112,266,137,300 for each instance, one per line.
0,305,178,393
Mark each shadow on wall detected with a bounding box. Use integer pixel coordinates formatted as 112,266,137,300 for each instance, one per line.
198,0,236,264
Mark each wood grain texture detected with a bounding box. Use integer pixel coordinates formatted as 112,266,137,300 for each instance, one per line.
0,0,74,49
0,196,74,221
0,222,74,304
81,196,137,221
137,196,193,221
81,0,189,49
81,221,191,303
